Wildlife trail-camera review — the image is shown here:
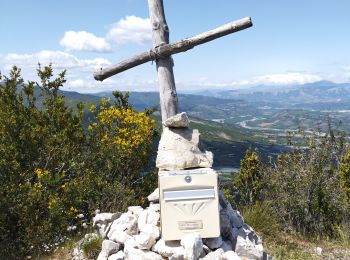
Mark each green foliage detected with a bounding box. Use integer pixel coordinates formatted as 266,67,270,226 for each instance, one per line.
232,147,265,206
339,149,350,199
229,126,350,240
0,65,86,257
265,128,349,237
136,170,158,207
268,243,314,260
241,202,280,238
87,92,155,184
81,235,103,259
335,223,350,248
0,66,156,258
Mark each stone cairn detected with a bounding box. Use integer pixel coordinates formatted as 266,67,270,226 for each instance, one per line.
72,113,264,260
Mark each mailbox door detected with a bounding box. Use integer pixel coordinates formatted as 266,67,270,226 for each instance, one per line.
159,169,220,240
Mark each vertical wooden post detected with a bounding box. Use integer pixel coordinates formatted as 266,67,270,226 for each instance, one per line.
148,0,178,122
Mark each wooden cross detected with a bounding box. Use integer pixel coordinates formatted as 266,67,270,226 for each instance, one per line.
94,0,252,122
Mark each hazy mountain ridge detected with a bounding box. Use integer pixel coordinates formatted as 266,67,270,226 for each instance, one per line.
193,80,350,110
5,82,348,169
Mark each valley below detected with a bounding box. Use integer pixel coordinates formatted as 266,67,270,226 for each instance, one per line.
63,80,350,171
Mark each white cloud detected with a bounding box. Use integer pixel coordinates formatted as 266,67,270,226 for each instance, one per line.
106,16,152,45
343,66,350,74
0,50,159,93
251,72,323,86
178,72,324,90
0,50,113,92
60,31,111,52
58,16,151,53
1,50,111,72
3,50,343,94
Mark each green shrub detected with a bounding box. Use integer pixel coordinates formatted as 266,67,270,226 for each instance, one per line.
81,235,102,259
339,149,350,200
264,130,350,237
335,222,350,248
0,66,157,258
229,126,350,239
241,202,280,238
232,147,265,207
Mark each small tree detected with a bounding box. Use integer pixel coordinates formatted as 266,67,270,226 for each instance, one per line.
233,147,264,206
87,91,156,186
0,66,157,258
265,128,349,237
0,65,87,256
339,149,350,199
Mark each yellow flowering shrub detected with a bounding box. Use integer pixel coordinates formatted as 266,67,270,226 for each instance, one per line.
0,67,157,258
86,91,157,199
92,105,155,154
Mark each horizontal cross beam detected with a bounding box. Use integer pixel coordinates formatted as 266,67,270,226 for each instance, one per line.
94,17,252,81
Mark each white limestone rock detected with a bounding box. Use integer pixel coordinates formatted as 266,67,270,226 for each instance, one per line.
137,207,160,229
223,250,241,260
147,188,159,203
93,213,120,238
108,250,124,260
139,223,160,241
170,254,185,260
95,189,264,260
156,127,213,170
97,240,119,260
97,252,108,260
102,240,119,255
203,236,223,250
163,112,189,128
128,206,144,218
124,236,138,249
181,233,204,260
148,203,160,212
107,212,138,244
124,247,163,260
234,225,263,260
152,239,184,258
134,232,156,250
200,248,225,260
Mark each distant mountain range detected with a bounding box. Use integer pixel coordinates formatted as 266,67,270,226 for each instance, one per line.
3,80,349,169
3,80,350,111
192,81,350,110
96,91,251,119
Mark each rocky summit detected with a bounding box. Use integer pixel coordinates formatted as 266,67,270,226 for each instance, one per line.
72,189,265,260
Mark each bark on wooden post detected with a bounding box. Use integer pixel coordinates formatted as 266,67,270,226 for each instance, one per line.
148,0,178,122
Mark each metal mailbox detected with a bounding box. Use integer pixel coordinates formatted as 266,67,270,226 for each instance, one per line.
159,168,220,240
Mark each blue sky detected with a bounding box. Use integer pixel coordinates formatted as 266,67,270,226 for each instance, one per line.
1,0,349,93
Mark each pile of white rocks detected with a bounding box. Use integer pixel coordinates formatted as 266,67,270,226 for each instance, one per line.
72,112,265,259
88,190,264,260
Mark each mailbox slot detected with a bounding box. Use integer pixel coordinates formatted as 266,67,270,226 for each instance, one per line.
163,188,215,201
